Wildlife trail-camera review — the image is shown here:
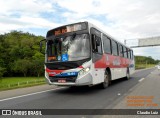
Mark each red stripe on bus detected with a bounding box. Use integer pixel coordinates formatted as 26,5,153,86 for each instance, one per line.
46,68,64,76
94,54,131,68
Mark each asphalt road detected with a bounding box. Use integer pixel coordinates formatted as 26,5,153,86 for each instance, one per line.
0,68,160,118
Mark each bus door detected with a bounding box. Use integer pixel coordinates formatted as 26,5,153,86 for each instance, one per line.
90,28,104,84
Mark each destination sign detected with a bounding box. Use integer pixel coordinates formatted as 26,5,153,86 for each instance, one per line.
47,22,87,37
54,28,67,36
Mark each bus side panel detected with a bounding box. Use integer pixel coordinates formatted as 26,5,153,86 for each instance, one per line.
92,53,134,84
92,54,106,84
120,57,129,79
93,53,124,83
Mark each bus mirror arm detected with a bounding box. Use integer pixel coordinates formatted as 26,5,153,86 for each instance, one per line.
40,39,46,54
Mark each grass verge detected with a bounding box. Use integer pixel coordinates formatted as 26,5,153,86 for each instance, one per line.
0,77,46,91
135,64,156,70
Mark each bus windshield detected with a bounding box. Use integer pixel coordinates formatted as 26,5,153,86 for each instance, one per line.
47,34,90,62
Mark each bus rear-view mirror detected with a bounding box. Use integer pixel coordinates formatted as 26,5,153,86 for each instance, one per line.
96,37,100,46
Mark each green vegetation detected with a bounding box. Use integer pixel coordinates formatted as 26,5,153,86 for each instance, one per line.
0,31,45,90
0,77,45,91
1,77,44,85
135,56,159,69
0,31,44,78
135,64,156,69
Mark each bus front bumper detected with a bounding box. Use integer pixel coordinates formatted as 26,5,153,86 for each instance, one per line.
45,72,92,86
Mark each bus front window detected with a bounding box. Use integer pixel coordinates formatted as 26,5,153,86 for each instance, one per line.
47,34,90,62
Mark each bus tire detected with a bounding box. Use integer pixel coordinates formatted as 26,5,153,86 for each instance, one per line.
125,68,130,80
100,71,110,89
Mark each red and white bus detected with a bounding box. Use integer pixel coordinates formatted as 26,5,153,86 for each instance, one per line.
40,21,135,88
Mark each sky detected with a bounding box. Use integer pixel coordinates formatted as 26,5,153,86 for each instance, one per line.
0,0,160,59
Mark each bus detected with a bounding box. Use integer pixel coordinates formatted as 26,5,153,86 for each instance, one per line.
40,21,135,88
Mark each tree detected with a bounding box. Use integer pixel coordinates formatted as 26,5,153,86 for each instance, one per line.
32,60,44,77
135,56,160,65
0,67,6,77
31,52,44,77
0,31,44,77
0,67,6,83
12,59,32,77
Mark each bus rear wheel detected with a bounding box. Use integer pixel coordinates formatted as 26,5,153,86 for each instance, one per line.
125,68,130,80
100,71,110,89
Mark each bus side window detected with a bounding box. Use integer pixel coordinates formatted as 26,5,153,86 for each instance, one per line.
112,40,118,56
127,49,129,59
92,34,102,54
128,49,131,59
117,43,119,56
131,50,133,59
103,35,111,54
123,46,127,58
126,48,128,58
119,44,122,57
120,45,124,57
132,51,134,59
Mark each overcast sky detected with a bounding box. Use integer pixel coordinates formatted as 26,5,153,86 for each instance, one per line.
1,0,160,59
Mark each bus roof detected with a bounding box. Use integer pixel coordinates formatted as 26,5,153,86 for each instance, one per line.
46,21,132,50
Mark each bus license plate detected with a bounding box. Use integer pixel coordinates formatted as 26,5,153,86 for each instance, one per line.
58,79,66,83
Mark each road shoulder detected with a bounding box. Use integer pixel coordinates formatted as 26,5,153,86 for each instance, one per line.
113,69,160,109
0,84,57,100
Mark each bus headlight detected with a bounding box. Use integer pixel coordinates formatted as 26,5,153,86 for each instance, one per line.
78,67,90,76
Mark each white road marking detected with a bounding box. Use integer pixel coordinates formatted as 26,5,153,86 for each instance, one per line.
139,78,145,82
0,87,64,102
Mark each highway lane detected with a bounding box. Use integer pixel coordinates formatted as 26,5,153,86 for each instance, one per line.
114,68,160,109
0,68,155,110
